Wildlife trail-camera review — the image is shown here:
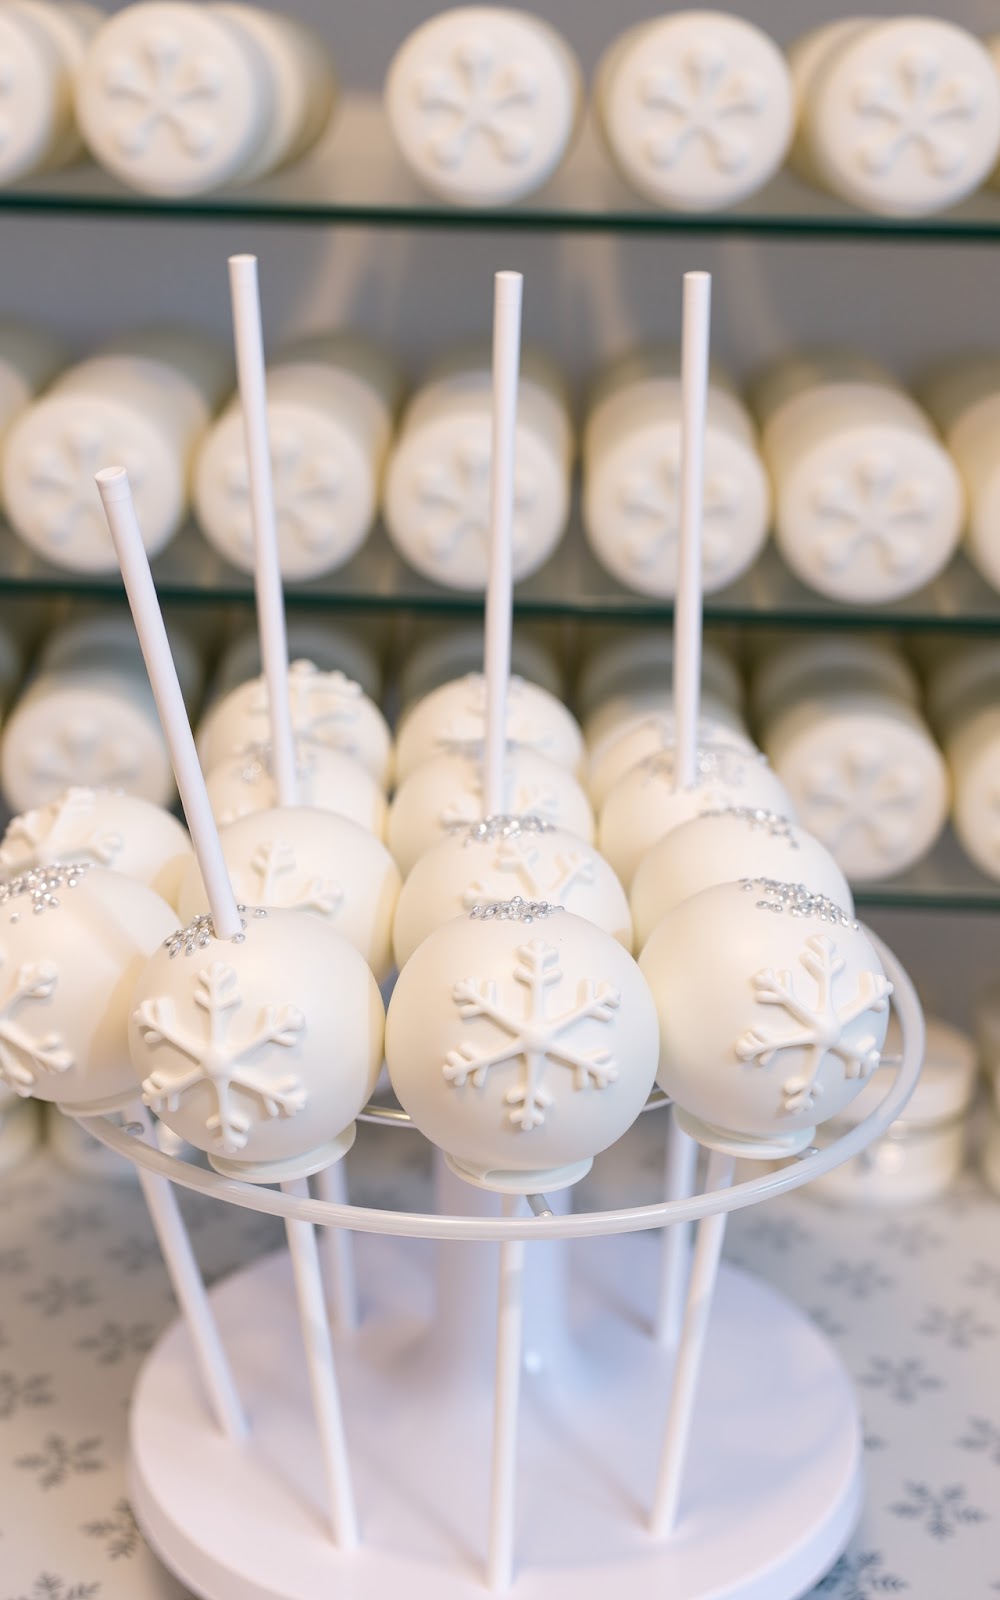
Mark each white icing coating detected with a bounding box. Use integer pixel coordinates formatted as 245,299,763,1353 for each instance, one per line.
942,704,1000,882
640,878,892,1157
920,356,1000,596
213,4,335,182
392,817,631,968
196,659,392,786
750,633,921,729
596,11,793,211
212,619,381,703
0,863,176,1112
598,742,794,889
587,712,754,810
129,907,384,1181
386,906,658,1192
394,672,584,782
0,321,66,439
0,787,192,907
176,806,400,983
399,621,562,709
387,747,594,877
0,1,91,185
384,6,581,206
205,742,386,836
630,807,854,953
576,629,743,732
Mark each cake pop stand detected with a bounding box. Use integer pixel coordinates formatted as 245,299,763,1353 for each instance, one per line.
80,931,921,1600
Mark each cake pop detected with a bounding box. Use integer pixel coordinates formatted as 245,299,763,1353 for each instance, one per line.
0,786,192,907
205,739,386,835
588,712,755,810
395,672,584,783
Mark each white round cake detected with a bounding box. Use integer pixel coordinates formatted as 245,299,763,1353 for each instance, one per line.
587,712,754,811
0,786,192,907
205,741,386,835
394,672,584,782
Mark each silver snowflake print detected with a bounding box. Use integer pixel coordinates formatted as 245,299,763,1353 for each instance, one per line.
0,1372,54,1419
0,788,122,873
736,933,890,1114
860,1356,942,1404
0,955,73,1097
416,32,538,170
243,839,342,918
461,832,594,909
957,1416,1000,1468
16,1434,105,1490
444,937,620,1131
102,24,224,158
222,426,343,562
10,1581,100,1600
27,422,147,554
853,47,982,179
246,662,363,758
618,450,741,581
415,433,535,563
802,742,924,861
890,1481,988,1540
918,1305,996,1350
811,451,936,577
639,37,767,173
135,961,307,1155
823,1258,894,1300
26,722,142,796
83,1498,140,1561
817,1548,908,1597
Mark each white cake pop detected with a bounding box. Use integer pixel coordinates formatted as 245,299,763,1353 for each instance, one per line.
395,672,584,783
588,713,755,810
205,740,386,835
177,807,400,984
0,787,192,908
197,659,392,787
387,748,594,877
599,742,794,889
640,878,892,1157
386,900,658,1193
0,862,177,1113
129,906,384,1181
630,807,855,954
393,815,630,969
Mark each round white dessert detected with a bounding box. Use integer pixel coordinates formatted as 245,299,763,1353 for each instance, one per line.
587,712,754,811
944,705,1000,881
640,878,892,1156
386,902,658,1192
394,672,584,783
205,742,386,836
392,816,631,969
0,787,192,907
176,806,400,983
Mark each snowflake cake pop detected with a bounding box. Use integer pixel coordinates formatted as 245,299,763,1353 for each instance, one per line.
0,787,193,908
386,900,658,1192
639,878,892,1157
588,714,755,810
599,741,795,889
177,807,400,983
387,748,594,877
197,659,392,787
393,814,630,968
205,739,386,835
0,863,176,1112
129,907,384,1181
630,807,854,952
394,672,584,783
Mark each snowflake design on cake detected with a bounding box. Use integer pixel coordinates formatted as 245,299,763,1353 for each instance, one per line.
461,832,594,908
247,662,363,757
642,740,764,792
638,38,767,173
442,775,559,831
437,676,551,759
102,24,224,157
853,48,982,179
0,954,72,1097
135,962,307,1155
619,449,742,581
810,451,936,576
443,938,620,1131
244,839,342,918
416,32,538,170
801,743,924,861
735,934,890,1114
0,789,123,872
223,426,343,561
26,422,146,554
415,433,534,563
26,722,142,796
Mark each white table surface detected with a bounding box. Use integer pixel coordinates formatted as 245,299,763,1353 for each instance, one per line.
0,1110,997,1600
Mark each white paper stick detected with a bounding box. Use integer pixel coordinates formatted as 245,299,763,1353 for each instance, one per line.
673,271,711,792
281,1175,358,1548
96,467,242,940
313,1161,359,1334
229,254,298,809
483,270,523,817
649,1146,736,1538
487,1191,525,1590
127,1101,246,1442
654,1109,698,1348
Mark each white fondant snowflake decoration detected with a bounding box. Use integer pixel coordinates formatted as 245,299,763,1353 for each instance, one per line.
103,26,224,158
415,433,535,563
444,938,620,1130
442,775,559,831
639,39,766,173
246,839,342,918
136,962,307,1154
811,450,936,576
0,955,73,1096
27,724,141,796
736,933,891,1114
620,450,741,578
416,32,538,169
0,788,122,872
462,833,594,909
246,662,362,758
801,742,923,859
224,426,343,561
437,676,550,758
853,48,981,178
27,423,146,553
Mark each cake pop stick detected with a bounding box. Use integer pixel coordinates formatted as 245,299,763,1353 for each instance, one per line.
488,1192,525,1591
654,1113,698,1348
313,1161,358,1334
482,270,523,815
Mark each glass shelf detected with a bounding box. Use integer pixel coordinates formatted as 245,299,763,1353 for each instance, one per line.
10,98,1000,240
854,830,1000,915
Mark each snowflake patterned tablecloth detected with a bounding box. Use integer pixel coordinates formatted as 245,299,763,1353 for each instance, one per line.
0,1121,998,1600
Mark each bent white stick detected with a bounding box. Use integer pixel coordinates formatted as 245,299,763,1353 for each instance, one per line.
488,1191,526,1590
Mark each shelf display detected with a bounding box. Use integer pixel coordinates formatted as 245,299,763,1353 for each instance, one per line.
926,639,1000,881
0,0,100,186
920,353,1000,594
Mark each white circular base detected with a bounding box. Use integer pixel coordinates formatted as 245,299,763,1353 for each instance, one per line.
129,1234,861,1599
